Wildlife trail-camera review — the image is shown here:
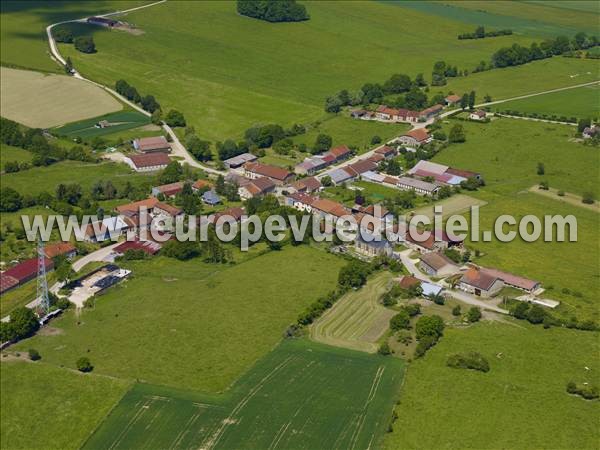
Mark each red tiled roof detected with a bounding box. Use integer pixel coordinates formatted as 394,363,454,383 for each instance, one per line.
375,146,395,156
3,257,53,282
367,153,385,163
398,275,421,289
329,145,351,159
481,268,539,291
116,197,159,214
446,167,479,179
287,192,317,205
114,239,162,256
247,177,276,195
312,198,348,218
154,202,182,217
129,153,171,169
406,230,436,250
413,169,455,184
446,94,461,103
348,159,377,175
213,207,245,224
420,252,456,271
0,274,19,293
193,179,212,190
292,177,321,192
460,267,499,291
136,136,170,152
404,128,430,142
44,242,76,259
244,162,292,182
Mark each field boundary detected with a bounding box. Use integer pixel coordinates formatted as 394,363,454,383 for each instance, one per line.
528,185,599,212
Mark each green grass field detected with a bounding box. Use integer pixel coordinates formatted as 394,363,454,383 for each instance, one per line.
0,143,32,168
492,83,600,119
53,110,151,139
58,1,545,143
13,247,345,391
310,272,395,353
1,361,131,450
384,321,600,449
83,339,405,450
433,118,599,320
1,160,154,195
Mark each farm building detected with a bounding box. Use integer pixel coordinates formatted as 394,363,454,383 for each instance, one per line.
419,252,459,277
374,145,396,159
421,281,443,297
83,216,129,242
243,162,295,185
87,16,119,27
328,167,355,185
133,136,171,153
44,242,77,259
355,231,393,258
113,239,162,256
458,267,504,297
290,177,321,193
396,177,439,195
395,129,432,147
408,160,480,185
223,153,258,169
126,153,171,172
238,177,276,199
329,145,352,161
0,257,54,293
420,104,444,118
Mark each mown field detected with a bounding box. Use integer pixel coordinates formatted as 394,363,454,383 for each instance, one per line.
53,110,151,139
58,0,544,142
492,83,600,119
310,272,395,353
433,118,599,320
384,321,600,449
84,339,404,450
0,67,122,128
0,0,148,72
1,360,131,450
13,247,345,391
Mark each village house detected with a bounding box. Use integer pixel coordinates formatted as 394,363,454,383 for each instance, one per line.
210,207,246,226
295,157,328,176
354,231,393,258
192,179,212,192
396,176,439,196
396,129,432,148
238,177,276,199
367,153,385,164
420,104,444,119
397,275,421,290
419,252,460,277
126,153,171,172
311,198,349,222
374,145,397,160
153,202,183,219
44,242,77,260
222,152,258,169
243,162,295,185
458,267,504,297
329,145,353,161
284,192,317,212
152,181,185,198
290,177,321,194
445,94,461,105
116,198,159,216
469,110,487,121
133,136,171,154
83,216,129,242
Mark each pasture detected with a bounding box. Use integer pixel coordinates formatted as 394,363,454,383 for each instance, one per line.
408,194,487,220
1,143,32,168
492,83,600,119
83,339,405,450
310,272,395,353
53,110,150,139
59,0,543,142
0,360,131,450
384,321,600,449
13,247,345,391
0,67,122,128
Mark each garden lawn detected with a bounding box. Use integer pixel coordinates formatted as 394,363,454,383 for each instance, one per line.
492,83,600,120
12,246,345,391
1,160,155,195
384,321,600,449
0,360,131,450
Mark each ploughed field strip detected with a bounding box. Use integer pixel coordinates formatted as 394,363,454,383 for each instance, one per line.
83,340,404,450
310,273,395,353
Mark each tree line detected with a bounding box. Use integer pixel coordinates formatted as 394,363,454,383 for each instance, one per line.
458,25,512,40
237,0,309,22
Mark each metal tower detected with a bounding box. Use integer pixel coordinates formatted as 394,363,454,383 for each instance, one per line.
37,238,50,317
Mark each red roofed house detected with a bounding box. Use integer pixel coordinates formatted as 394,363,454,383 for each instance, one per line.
458,267,504,297
133,136,171,153
445,94,461,105
211,207,246,225
329,145,352,161
470,110,487,121
397,129,432,147
374,146,397,159
238,177,276,199
152,181,185,198
291,177,321,194
1,257,54,290
127,153,171,172
44,242,77,260
113,239,162,256
311,198,349,221
154,202,183,218
115,197,159,215
284,192,317,212
397,275,421,290
243,162,295,185
192,179,212,192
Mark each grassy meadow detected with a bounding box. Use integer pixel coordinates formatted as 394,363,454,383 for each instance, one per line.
53,110,151,139
1,143,32,168
384,321,600,449
12,247,345,391
1,360,131,450
83,339,404,450
492,83,600,119
58,0,546,142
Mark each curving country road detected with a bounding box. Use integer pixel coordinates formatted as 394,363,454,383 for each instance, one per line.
45,0,226,177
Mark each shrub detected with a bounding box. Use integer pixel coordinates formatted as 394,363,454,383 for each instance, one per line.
526,305,546,324
400,303,421,317
582,192,595,204
415,315,445,340
378,341,392,356
452,305,462,316
414,335,436,358
28,349,41,361
76,357,93,372
467,306,482,323
566,381,599,400
74,36,96,53
390,311,411,331
447,352,490,372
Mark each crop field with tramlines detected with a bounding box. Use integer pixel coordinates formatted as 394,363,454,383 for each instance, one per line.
84,339,405,450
